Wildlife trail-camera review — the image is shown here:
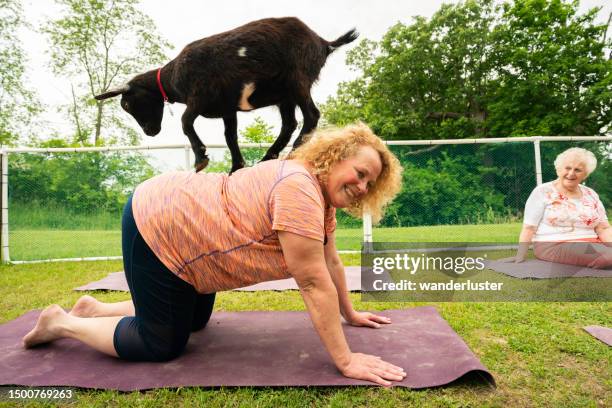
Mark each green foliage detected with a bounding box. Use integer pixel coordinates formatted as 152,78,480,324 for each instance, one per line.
239,116,276,165
587,144,612,206
12,203,120,230
322,0,611,226
10,138,156,218
323,0,500,140
323,0,610,139
382,152,509,226
206,117,276,172
488,0,612,136
0,0,41,145
43,0,173,145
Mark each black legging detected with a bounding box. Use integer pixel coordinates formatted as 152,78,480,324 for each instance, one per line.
113,195,216,361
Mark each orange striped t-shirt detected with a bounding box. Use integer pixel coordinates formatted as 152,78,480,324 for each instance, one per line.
132,159,337,294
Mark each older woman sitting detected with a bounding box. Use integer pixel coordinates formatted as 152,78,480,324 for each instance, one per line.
23,123,407,386
510,147,611,268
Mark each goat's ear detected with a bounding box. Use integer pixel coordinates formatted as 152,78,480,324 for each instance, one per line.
95,85,130,100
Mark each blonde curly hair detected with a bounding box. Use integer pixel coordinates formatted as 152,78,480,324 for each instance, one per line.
287,123,403,224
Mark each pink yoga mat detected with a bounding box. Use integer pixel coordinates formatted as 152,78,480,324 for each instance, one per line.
0,307,494,390
583,326,612,346
75,266,364,292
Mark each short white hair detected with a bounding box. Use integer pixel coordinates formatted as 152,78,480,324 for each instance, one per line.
554,147,597,176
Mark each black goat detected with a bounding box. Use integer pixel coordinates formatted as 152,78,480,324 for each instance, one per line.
95,17,358,173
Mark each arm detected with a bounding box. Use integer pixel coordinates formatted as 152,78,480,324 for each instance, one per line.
515,224,537,262
278,230,405,386
323,230,353,321
593,192,611,243
324,231,391,328
506,186,543,262
501,224,536,263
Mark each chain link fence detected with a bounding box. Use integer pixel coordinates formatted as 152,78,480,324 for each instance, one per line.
2,137,610,263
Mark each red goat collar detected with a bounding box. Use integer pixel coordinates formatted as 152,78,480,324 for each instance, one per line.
156,68,169,103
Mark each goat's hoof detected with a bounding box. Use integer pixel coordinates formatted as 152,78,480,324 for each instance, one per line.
260,153,278,162
194,157,209,173
229,162,245,175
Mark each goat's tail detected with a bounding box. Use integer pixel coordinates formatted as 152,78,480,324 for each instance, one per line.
327,28,359,54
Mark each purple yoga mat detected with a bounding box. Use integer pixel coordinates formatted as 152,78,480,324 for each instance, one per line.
583,326,612,346
485,259,611,279
0,307,494,390
74,271,128,291
75,266,364,292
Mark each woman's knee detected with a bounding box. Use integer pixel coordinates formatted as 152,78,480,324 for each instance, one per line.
114,317,190,362
191,293,216,332
191,315,210,332
147,339,188,362
143,324,191,361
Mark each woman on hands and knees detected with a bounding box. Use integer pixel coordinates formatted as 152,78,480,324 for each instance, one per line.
23,123,405,386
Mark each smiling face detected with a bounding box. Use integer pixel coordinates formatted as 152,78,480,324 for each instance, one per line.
556,157,588,191
323,145,383,208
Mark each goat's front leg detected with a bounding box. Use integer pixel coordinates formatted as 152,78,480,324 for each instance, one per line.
223,114,245,174
181,106,209,172
261,101,297,161
293,96,320,149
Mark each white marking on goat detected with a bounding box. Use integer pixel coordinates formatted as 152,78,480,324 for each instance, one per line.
239,82,256,111
238,47,247,57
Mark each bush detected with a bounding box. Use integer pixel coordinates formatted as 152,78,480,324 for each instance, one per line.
10,148,156,219
380,153,509,226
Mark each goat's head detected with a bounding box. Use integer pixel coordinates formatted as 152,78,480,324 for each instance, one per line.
95,83,163,136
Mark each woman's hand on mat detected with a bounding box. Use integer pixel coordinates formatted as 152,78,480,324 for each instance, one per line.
499,256,525,263
346,311,391,328
340,352,406,386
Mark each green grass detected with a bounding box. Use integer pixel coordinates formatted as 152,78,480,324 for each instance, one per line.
10,230,122,261
11,203,121,230
9,223,522,261
363,248,612,302
360,223,522,243
0,259,610,407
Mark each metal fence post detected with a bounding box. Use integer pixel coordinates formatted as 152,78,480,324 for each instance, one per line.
1,151,9,263
533,137,543,186
184,145,191,171
363,212,373,253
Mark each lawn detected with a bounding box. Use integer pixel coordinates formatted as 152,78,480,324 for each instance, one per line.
8,223,523,261
0,256,610,407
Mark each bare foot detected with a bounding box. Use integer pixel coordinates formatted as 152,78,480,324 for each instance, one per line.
70,295,99,317
23,304,68,348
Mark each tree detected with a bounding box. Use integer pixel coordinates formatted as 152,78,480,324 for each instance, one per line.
323,0,611,139
489,0,611,137
43,0,172,146
0,0,41,145
323,0,499,140
381,153,508,226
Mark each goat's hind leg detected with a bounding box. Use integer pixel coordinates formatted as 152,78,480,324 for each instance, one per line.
223,114,245,174
293,94,320,150
181,107,209,172
261,101,298,161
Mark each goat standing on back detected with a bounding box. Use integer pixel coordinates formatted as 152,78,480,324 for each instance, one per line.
95,17,358,173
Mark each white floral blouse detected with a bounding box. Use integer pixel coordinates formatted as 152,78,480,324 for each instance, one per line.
523,181,608,242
